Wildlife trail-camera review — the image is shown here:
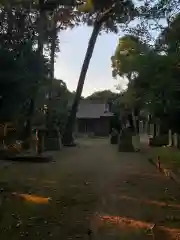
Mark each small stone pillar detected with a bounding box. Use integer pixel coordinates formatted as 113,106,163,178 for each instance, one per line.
168,129,172,146
173,133,178,148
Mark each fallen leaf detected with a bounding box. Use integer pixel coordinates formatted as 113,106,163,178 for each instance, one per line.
16,221,22,228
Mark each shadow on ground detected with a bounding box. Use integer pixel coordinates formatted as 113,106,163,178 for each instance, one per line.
0,137,180,239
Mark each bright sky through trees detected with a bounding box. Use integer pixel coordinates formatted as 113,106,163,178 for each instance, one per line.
54,25,128,96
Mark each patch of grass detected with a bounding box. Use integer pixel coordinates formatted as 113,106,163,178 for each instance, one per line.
0,195,50,240
150,147,180,172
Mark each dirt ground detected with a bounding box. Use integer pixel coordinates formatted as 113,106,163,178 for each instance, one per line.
0,137,180,239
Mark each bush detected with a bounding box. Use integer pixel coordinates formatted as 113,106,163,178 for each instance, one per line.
149,134,168,147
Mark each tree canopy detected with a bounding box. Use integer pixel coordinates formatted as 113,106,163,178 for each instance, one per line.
111,8,180,132
0,6,48,121
1,0,180,142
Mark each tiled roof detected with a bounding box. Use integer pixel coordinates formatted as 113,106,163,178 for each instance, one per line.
76,101,114,119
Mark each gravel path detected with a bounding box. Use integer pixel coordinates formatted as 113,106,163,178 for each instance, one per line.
0,138,180,239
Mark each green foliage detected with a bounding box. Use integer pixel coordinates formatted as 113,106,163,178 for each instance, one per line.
48,79,71,132
87,90,118,102
0,49,47,120
111,35,149,79
34,79,72,132
80,0,137,33
151,146,180,170
0,6,48,122
0,0,78,136
111,9,180,132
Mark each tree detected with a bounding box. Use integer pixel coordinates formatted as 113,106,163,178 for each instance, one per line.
0,0,79,144
111,35,149,80
0,2,50,146
34,79,71,132
45,5,79,128
62,0,137,145
111,34,152,132
111,10,180,138
87,90,118,102
0,7,46,113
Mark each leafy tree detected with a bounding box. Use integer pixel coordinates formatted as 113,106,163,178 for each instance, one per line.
111,35,149,80
62,0,138,145
64,0,177,144
0,3,50,146
34,79,71,133
0,6,47,117
0,0,79,143
45,5,79,128
111,10,180,135
87,90,118,102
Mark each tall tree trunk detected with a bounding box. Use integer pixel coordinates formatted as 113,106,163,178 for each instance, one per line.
38,0,45,55
46,26,57,129
62,21,102,145
23,0,45,147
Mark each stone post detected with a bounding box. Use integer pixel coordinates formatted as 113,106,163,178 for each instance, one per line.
168,129,172,146
173,133,178,147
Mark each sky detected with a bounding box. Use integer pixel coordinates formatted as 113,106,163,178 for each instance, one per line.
54,25,128,97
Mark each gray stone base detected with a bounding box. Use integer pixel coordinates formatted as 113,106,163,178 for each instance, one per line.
118,139,135,152
118,128,135,152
